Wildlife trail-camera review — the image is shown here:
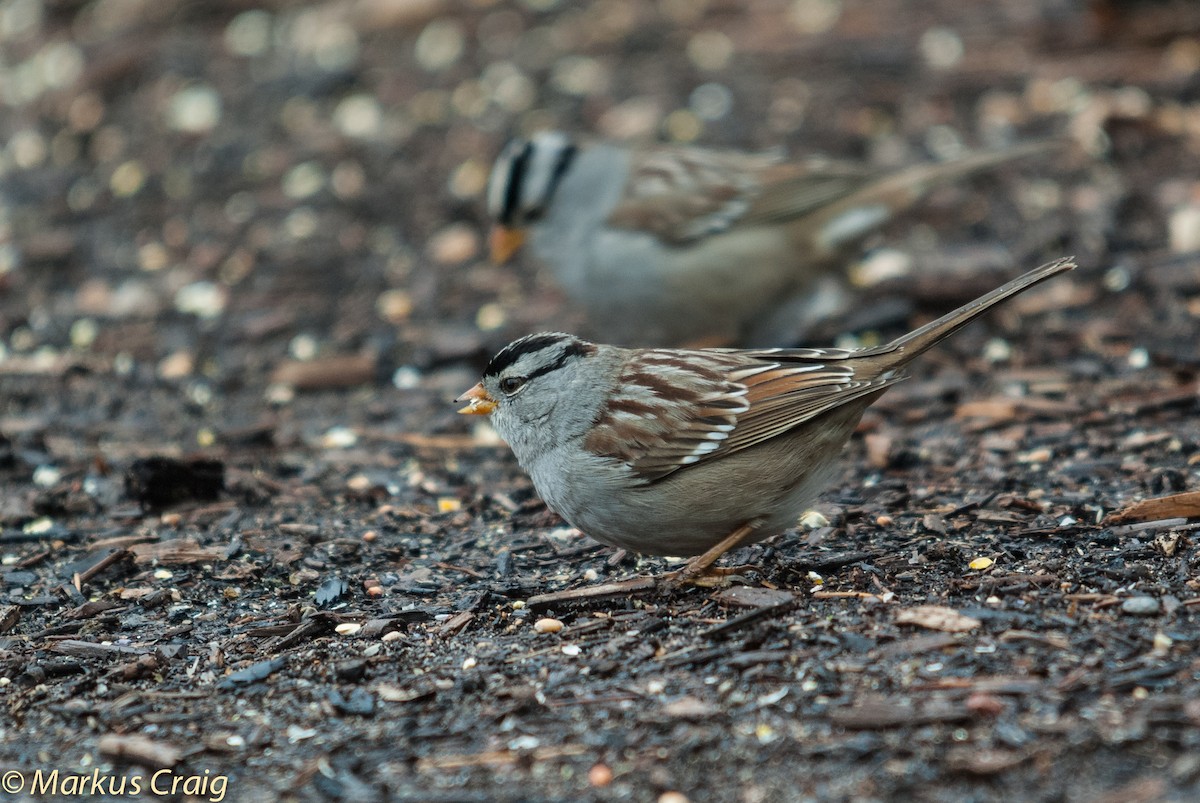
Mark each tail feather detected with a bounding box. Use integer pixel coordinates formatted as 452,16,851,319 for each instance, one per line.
861,257,1076,371
810,140,1069,253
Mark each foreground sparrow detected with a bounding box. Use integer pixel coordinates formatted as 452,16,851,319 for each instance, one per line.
458,258,1075,583
486,131,1060,346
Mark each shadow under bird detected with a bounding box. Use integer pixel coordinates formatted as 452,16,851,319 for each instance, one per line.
486,131,1063,347
458,258,1075,585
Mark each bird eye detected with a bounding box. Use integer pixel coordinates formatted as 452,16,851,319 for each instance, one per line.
499,376,526,394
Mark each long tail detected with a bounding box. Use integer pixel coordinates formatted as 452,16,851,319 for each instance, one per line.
860,256,1076,371
810,140,1070,254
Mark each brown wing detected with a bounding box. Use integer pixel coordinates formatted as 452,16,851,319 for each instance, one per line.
584,348,901,484
605,146,881,245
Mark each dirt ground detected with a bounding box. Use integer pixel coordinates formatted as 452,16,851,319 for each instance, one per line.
2,0,1200,800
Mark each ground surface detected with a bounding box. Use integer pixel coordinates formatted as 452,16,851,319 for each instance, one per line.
2,0,1200,801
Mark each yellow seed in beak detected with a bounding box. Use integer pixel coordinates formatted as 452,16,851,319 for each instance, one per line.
456,382,497,415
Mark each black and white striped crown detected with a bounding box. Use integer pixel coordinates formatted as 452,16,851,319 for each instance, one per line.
486,131,578,226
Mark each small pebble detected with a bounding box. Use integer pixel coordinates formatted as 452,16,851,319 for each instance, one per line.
321,426,358,449
534,617,563,634
175,281,227,319
32,465,61,488
799,510,828,529
475,302,506,331
1017,447,1051,464
965,692,1004,716
225,10,272,57
1121,596,1160,616
415,18,464,71
334,94,382,139
920,26,964,69
983,338,1012,363
167,84,222,133
790,0,841,33
588,764,613,787
427,223,479,264
686,30,732,71
376,289,413,323
1169,204,1200,253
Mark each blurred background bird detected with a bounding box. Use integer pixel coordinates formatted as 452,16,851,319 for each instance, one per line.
486,132,1063,347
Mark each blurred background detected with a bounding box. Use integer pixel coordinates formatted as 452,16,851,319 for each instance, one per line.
2,0,1200,424
2,0,1199,433
5,4,1200,799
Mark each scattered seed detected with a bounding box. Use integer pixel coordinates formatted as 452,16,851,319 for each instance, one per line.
534,618,563,634
1120,596,1160,616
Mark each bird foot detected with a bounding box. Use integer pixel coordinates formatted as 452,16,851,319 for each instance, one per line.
660,563,757,589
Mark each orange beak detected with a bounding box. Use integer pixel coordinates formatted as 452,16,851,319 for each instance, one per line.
456,382,497,415
489,225,526,264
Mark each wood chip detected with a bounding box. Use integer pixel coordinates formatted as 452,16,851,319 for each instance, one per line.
713,587,795,609
375,683,435,704
0,605,20,634
97,733,181,767
829,698,969,729
895,605,981,633
270,352,378,390
438,610,474,637
527,576,657,608
129,538,228,565
661,696,718,719
50,639,151,658
1104,490,1200,525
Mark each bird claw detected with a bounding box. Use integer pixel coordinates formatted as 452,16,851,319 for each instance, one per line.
660,564,756,589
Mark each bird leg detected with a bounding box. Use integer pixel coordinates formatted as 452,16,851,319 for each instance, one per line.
663,522,760,587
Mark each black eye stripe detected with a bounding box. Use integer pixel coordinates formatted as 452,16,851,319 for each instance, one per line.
499,140,533,226
524,347,575,381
